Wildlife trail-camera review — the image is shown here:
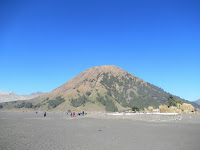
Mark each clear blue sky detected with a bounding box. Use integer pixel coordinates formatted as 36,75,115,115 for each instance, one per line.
0,0,199,101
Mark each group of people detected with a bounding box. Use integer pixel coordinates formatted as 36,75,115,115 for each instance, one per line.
67,111,85,117
42,111,86,118
69,112,75,117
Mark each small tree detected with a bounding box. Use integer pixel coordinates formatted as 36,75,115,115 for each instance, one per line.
180,103,194,114
177,99,183,105
148,106,154,112
86,92,91,96
166,95,177,107
132,106,139,112
159,105,168,113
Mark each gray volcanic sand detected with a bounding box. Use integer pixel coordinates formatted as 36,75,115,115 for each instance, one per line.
0,112,200,150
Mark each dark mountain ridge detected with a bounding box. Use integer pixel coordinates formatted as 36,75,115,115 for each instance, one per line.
194,99,200,106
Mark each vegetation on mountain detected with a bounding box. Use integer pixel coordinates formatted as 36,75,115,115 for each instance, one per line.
96,95,118,112
24,102,33,108
32,103,42,108
86,92,91,96
177,99,183,105
71,95,88,107
48,96,65,108
15,101,33,108
100,72,164,109
166,95,177,107
132,105,139,112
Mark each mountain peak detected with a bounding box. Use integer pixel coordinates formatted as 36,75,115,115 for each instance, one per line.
90,65,126,74
91,65,122,70
80,65,131,80
49,65,137,97
0,91,15,95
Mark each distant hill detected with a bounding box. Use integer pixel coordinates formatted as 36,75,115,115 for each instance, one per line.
1,65,199,112
0,91,45,103
194,99,200,106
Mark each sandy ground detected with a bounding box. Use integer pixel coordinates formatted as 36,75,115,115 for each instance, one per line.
0,112,200,150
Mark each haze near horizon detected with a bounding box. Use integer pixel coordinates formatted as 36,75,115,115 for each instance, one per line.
0,0,199,101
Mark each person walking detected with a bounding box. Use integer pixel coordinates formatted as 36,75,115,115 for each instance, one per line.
73,112,75,117
43,112,46,117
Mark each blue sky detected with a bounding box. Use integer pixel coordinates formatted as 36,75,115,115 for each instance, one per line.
0,0,199,101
